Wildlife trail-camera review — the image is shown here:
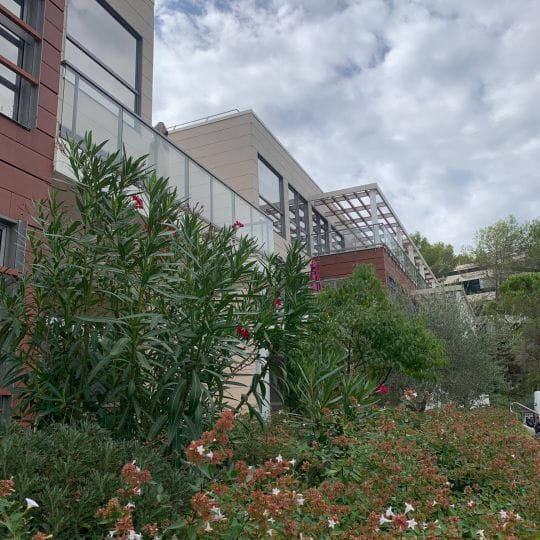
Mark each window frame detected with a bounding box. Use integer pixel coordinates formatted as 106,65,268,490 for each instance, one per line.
0,221,9,267
64,0,142,114
0,0,44,128
288,185,309,251
312,208,329,255
257,155,285,237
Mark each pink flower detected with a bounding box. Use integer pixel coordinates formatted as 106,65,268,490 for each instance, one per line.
131,194,144,210
375,384,389,395
233,220,244,229
273,298,283,309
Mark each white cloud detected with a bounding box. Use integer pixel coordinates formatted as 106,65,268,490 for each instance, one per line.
153,0,540,249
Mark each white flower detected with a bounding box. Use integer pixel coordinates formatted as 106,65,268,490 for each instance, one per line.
516,513,522,521
296,495,305,506
275,455,283,463
476,530,486,539
431,500,438,506
379,514,391,525
421,522,428,530
407,519,417,530
271,488,280,496
267,529,275,537
196,445,205,456
404,502,415,514
206,451,214,460
467,500,475,508
499,509,508,520
126,502,136,509
211,506,225,520
127,532,142,540
204,522,213,532
449,504,455,509
328,518,338,529
268,517,275,524
25,498,39,509
510,454,515,459
131,460,141,472
134,487,142,496
108,531,115,537
289,458,296,466
385,507,394,517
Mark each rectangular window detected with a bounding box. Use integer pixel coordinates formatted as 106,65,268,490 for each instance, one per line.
65,0,141,113
288,186,309,251
0,221,8,266
0,0,44,127
312,209,329,255
0,217,26,270
258,156,284,236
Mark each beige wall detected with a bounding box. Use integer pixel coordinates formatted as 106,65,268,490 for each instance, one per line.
169,110,327,257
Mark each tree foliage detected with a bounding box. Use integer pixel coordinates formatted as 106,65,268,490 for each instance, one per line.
0,135,313,449
305,266,445,383
411,232,472,278
393,292,507,407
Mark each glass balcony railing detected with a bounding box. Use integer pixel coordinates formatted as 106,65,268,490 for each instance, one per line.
311,227,428,289
56,63,274,255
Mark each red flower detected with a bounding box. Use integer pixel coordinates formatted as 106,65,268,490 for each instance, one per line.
375,384,389,395
236,325,250,340
233,220,244,229
273,298,283,309
131,194,144,209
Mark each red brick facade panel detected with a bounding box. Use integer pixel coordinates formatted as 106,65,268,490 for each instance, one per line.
0,0,64,225
315,247,416,290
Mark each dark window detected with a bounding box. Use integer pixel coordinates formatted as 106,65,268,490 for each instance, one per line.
0,0,43,127
0,217,26,270
0,221,8,266
65,0,141,112
0,395,11,419
464,279,481,295
312,209,329,255
288,186,309,250
258,156,284,236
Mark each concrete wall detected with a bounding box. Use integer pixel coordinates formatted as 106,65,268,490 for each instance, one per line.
169,110,327,257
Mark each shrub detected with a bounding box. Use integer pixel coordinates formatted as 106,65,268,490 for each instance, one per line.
179,405,539,538
0,135,313,449
0,421,189,539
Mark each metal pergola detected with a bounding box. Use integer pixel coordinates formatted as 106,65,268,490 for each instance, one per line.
309,183,438,287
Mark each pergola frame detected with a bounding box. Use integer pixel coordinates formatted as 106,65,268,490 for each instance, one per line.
309,183,438,287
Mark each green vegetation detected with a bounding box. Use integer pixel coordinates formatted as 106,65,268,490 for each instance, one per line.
0,140,538,538
410,232,471,278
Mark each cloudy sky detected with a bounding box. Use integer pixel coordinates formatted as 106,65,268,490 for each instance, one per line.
153,0,540,251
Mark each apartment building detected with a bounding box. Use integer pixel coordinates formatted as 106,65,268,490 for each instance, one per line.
168,110,438,290
0,0,273,414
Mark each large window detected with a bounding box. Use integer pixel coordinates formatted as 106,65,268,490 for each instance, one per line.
65,0,141,112
288,186,309,250
0,0,43,127
312,209,329,255
258,156,284,236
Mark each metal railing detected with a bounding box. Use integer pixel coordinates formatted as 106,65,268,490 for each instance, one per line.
56,65,273,254
310,226,428,289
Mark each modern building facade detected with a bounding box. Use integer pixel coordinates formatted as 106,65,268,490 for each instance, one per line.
168,110,438,290
0,1,437,415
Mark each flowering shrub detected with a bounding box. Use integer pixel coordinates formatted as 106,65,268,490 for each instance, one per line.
175,406,539,538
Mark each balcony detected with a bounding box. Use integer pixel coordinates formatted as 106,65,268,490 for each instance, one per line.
311,227,428,289
56,64,274,254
